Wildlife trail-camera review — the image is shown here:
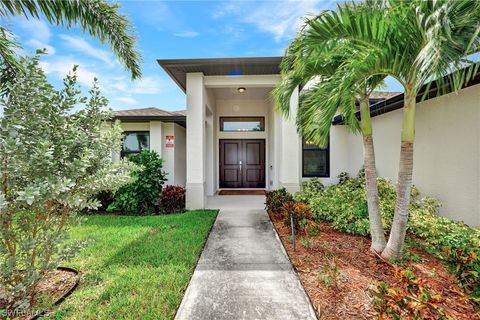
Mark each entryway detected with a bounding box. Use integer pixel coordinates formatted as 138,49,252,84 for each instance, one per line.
219,139,265,188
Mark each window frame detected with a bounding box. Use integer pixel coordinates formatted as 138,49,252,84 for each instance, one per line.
121,131,150,158
219,116,265,132
302,137,330,178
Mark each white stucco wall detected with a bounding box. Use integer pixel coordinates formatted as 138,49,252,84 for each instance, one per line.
328,85,480,226
118,121,186,189
174,124,186,186
162,122,175,185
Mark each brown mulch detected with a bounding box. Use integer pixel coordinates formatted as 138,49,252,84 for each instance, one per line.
269,213,479,320
0,269,78,320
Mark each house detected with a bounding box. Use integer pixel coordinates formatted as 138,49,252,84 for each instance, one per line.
111,107,186,186
114,56,480,227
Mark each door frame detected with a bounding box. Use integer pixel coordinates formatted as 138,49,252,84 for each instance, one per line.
219,138,266,189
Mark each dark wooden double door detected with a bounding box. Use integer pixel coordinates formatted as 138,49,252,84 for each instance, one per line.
220,139,265,188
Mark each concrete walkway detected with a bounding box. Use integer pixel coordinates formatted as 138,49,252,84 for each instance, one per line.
175,196,317,320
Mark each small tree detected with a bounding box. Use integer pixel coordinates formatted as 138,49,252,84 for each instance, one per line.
0,55,133,309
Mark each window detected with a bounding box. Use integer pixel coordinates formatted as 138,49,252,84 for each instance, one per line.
302,138,329,177
121,131,150,157
220,117,265,132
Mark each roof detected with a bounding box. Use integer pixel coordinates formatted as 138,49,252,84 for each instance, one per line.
157,56,283,92
333,71,480,126
112,107,186,127
369,91,402,100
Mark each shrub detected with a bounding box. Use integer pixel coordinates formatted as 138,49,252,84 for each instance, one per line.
0,56,133,309
160,185,186,214
108,150,166,215
374,268,448,319
309,175,370,235
282,201,318,236
265,188,293,216
296,178,324,204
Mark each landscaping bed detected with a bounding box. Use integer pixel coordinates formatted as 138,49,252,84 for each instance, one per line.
45,210,217,319
271,217,479,319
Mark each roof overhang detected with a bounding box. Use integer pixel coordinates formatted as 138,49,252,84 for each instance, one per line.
157,56,283,92
112,115,186,128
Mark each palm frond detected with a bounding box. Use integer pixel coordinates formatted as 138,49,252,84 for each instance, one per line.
0,0,142,80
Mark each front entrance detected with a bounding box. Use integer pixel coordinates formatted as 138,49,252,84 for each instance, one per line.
219,139,265,188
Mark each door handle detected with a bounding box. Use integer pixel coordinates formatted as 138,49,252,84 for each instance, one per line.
239,160,242,171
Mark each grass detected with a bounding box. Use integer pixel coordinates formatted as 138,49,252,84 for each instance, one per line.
49,210,218,320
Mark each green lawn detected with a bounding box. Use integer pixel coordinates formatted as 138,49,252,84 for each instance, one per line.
49,210,218,320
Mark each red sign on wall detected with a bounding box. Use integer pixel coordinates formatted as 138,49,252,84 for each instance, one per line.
165,135,174,148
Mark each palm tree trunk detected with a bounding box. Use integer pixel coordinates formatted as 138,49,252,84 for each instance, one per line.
382,89,416,260
360,98,386,253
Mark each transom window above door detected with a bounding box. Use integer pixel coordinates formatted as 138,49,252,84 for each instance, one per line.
220,117,265,132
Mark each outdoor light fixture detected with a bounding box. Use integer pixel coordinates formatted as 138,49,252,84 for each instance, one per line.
237,87,246,93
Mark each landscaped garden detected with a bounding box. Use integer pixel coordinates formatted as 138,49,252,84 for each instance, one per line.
266,173,480,319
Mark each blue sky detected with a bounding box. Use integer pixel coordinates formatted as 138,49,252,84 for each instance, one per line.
5,0,403,112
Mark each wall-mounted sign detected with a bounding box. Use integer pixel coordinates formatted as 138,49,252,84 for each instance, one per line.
165,135,174,148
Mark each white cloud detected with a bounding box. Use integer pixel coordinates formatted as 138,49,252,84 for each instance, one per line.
116,96,138,104
213,0,334,42
39,57,97,87
26,39,56,55
173,31,199,38
17,19,51,43
17,18,56,54
59,34,113,66
112,76,163,95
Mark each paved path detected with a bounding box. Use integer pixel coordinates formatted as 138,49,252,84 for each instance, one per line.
175,196,317,320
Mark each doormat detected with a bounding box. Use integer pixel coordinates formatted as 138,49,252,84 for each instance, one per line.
218,190,266,196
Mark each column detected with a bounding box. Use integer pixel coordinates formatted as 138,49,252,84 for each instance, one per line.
279,87,301,192
185,72,206,209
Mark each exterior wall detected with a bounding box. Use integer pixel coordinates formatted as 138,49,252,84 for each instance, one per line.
328,85,480,226
162,123,175,185
173,124,186,186
150,121,163,155
205,89,217,196
118,121,187,188
278,88,302,193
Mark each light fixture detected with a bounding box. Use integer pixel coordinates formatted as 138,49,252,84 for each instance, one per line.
237,87,246,93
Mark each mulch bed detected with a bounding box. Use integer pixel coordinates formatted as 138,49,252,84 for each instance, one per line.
0,268,78,320
269,213,479,319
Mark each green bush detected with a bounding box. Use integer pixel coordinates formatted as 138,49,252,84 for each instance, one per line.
295,178,324,204
108,150,166,215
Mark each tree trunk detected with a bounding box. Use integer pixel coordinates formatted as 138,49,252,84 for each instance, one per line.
360,98,386,252
382,89,416,260
363,136,386,252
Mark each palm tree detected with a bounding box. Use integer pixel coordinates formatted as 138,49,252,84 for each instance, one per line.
273,2,390,253
0,0,142,93
290,0,480,259
378,0,480,259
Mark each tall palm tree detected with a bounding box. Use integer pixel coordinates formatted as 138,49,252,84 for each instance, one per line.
294,0,480,259
273,2,390,253
0,0,142,93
